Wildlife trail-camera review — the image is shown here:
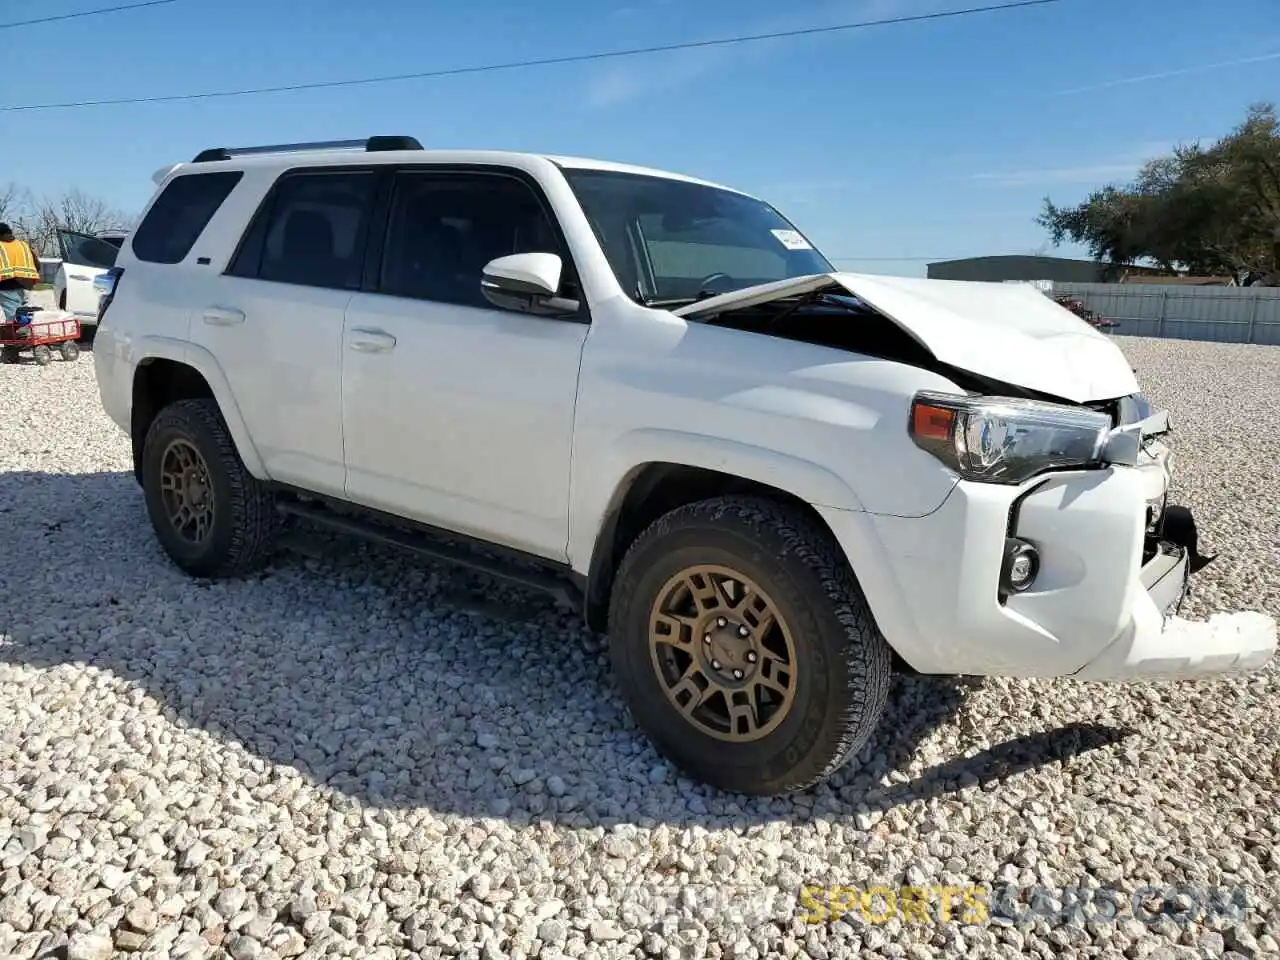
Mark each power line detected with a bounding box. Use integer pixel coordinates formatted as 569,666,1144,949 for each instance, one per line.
0,0,1065,113
0,0,179,31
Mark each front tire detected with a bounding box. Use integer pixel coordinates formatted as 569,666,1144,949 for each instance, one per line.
607,496,892,796
32,345,52,366
140,398,279,578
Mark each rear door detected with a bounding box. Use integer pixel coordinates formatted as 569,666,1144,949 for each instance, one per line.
57,230,119,317
189,166,380,496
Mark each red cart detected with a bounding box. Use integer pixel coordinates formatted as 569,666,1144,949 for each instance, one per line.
0,309,82,366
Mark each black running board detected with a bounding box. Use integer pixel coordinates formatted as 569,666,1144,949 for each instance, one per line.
273,497,585,611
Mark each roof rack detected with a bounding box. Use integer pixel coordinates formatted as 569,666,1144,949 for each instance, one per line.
191,135,423,163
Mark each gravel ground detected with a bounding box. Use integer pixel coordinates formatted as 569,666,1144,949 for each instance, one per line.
0,335,1277,960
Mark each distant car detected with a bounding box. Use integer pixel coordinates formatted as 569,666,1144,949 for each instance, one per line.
53,228,127,327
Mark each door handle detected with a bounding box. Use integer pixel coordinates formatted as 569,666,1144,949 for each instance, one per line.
68,274,91,281
202,307,246,326
348,328,397,353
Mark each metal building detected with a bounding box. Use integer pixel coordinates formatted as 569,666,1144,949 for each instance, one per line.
926,255,1164,284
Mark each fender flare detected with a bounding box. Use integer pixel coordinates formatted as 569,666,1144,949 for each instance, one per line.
573,428,867,608
604,428,866,513
131,336,268,480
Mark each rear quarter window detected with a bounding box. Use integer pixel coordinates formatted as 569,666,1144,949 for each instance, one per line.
131,171,243,264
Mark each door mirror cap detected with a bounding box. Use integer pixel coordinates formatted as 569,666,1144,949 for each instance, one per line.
483,252,561,297
480,252,580,316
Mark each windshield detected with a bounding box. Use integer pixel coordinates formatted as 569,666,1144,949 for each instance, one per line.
562,169,833,304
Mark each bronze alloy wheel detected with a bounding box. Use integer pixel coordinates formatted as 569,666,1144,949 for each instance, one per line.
159,438,215,544
648,563,798,742
609,496,894,794
141,399,280,579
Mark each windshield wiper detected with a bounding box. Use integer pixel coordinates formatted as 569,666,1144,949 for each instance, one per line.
640,289,862,315
760,291,864,330
640,296,700,308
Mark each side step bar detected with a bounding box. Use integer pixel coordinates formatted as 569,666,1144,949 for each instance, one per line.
274,498,584,611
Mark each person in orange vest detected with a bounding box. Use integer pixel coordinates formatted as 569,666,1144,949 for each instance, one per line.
0,223,41,322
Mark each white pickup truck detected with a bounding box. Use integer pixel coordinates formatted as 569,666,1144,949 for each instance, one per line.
93,136,1277,796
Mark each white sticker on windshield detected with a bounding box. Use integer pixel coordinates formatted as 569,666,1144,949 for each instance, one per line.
771,229,812,251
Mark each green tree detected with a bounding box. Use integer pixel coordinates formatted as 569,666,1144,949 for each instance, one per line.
1038,102,1280,285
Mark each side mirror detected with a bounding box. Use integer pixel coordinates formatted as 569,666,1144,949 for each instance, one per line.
480,253,580,316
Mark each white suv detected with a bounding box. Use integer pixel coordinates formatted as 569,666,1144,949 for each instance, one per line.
94,135,1276,796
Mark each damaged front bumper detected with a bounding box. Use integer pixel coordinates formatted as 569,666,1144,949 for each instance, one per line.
816,456,1278,682
1072,502,1278,681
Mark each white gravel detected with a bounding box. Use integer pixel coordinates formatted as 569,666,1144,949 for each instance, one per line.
0,335,1277,960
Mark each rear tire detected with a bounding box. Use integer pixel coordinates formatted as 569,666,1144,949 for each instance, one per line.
607,495,892,796
59,341,80,362
140,398,279,579
0,346,19,364
32,345,52,366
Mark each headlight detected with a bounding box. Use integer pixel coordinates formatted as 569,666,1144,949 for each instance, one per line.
908,391,1113,485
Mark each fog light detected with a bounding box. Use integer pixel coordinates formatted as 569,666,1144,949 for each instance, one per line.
1010,553,1035,585
1001,538,1040,598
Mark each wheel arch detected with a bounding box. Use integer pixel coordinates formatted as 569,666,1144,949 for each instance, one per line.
583,461,867,633
129,341,266,485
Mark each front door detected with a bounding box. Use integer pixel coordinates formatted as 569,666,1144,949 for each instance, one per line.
341,168,589,561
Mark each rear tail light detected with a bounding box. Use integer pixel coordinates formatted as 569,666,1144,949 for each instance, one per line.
95,267,124,325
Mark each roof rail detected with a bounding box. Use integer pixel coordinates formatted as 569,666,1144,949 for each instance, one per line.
191,135,423,163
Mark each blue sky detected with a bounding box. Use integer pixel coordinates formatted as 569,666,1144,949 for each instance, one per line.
5,0,1277,275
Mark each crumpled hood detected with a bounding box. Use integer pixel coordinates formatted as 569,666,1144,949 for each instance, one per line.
673,272,1141,403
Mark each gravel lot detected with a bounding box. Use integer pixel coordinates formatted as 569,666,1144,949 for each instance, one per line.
0,335,1277,960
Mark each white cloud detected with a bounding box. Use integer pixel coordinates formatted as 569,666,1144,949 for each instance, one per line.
967,141,1184,188
754,178,859,206
1054,50,1280,96
610,0,677,18
585,0,954,108
969,162,1149,187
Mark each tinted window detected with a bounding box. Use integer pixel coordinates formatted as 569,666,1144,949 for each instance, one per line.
132,171,242,264
60,231,119,269
235,171,376,290
563,169,833,304
380,172,569,308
